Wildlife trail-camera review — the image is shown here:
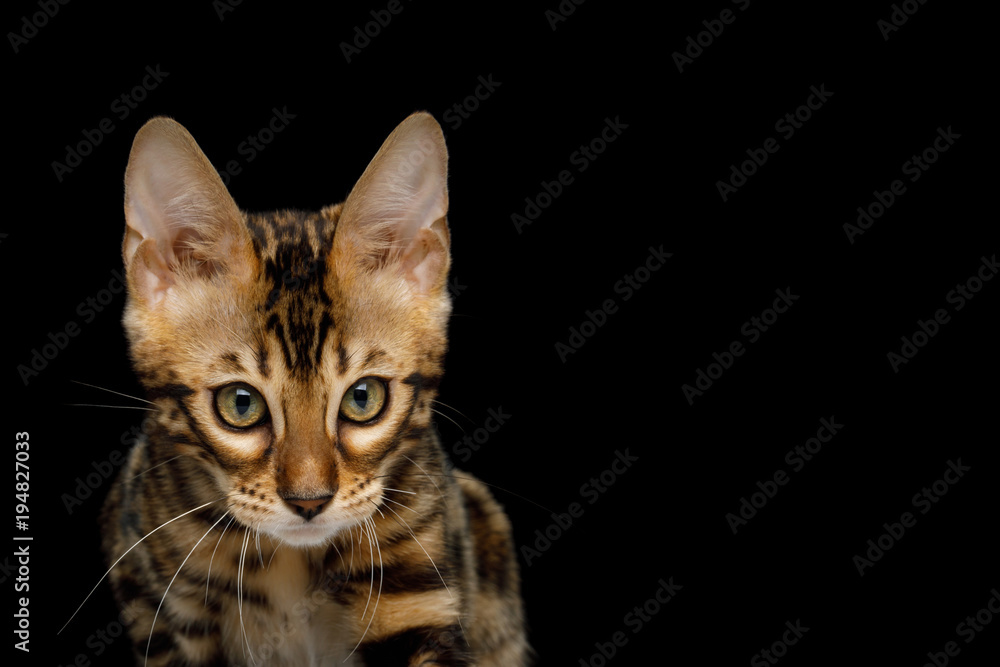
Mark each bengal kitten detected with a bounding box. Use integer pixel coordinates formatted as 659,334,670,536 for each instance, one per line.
98,113,529,665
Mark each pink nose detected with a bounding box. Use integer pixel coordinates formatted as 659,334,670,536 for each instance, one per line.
284,495,332,519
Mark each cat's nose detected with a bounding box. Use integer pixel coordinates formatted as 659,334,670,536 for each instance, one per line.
283,495,333,520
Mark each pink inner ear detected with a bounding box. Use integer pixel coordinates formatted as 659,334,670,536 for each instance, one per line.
122,118,251,299
335,114,451,292
400,217,449,294
129,238,176,308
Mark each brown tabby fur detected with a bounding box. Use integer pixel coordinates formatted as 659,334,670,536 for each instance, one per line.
99,113,529,665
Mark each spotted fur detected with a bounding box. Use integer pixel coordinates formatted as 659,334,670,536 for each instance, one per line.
100,113,529,665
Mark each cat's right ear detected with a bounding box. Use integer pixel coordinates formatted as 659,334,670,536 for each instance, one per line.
334,112,450,296
122,117,252,308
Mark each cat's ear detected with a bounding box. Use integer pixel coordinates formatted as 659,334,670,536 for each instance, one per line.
335,112,450,295
122,117,251,307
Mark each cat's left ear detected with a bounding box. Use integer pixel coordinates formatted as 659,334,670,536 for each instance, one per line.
335,112,450,295
122,117,252,308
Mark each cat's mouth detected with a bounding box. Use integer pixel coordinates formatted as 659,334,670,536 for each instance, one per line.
225,483,384,548
266,514,360,548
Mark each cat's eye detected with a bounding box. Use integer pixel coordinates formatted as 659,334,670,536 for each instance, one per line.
215,384,269,428
339,378,387,423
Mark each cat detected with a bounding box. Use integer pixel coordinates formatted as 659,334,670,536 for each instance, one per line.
98,112,529,666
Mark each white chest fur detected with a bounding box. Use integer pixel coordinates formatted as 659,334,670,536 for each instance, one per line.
216,546,362,667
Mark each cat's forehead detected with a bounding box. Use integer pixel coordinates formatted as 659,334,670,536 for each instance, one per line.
245,208,337,272
245,208,345,313
214,207,413,382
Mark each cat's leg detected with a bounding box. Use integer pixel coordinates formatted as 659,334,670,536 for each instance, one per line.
104,532,229,666
357,622,473,665
347,517,475,666
101,448,229,667
117,597,227,667
456,474,532,666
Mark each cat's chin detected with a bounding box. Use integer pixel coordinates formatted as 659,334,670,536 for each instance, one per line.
268,518,354,548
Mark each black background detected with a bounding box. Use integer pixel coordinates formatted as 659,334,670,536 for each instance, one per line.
6,1,996,665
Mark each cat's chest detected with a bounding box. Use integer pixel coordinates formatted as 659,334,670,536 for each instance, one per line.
216,546,362,667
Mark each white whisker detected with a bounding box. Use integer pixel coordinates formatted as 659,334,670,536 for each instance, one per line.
382,502,452,599
206,516,237,605
430,407,464,432
238,526,256,665
266,535,280,571
66,403,155,411
402,454,444,501
379,472,556,515
381,495,423,517
58,498,224,635
359,521,376,621
131,455,185,480
346,516,383,662
70,380,155,404
381,487,416,495
146,512,229,666
430,398,469,423
328,538,347,576
348,528,358,581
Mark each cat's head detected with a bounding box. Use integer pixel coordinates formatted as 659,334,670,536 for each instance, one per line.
120,113,451,547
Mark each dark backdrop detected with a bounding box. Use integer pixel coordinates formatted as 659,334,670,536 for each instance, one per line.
7,1,995,665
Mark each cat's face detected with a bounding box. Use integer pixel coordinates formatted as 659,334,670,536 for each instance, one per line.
120,114,451,547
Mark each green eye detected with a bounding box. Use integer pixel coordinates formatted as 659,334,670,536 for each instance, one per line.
215,384,269,428
339,378,387,423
